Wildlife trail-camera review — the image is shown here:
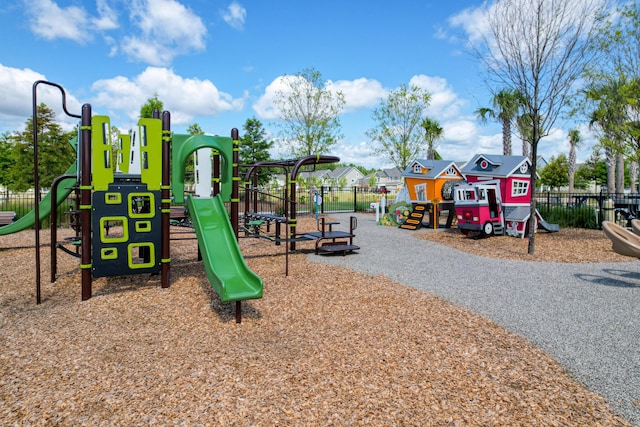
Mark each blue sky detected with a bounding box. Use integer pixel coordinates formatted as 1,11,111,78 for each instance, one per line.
0,0,597,169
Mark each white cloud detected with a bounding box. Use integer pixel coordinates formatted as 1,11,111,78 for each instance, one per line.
254,75,387,121
93,0,119,31
327,78,386,113
122,0,207,65
0,64,82,132
409,75,467,120
24,0,119,42
447,4,490,45
221,2,246,30
331,141,394,170
252,75,294,120
25,0,93,42
91,67,244,127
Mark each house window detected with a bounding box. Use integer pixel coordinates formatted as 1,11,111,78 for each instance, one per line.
445,166,457,176
512,180,529,197
412,164,422,174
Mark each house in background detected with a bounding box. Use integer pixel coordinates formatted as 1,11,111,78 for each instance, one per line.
375,167,403,190
269,166,363,189
327,166,364,188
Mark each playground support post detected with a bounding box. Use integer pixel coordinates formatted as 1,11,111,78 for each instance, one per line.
80,104,92,301
31,80,81,304
231,128,242,323
50,173,78,283
231,128,240,239
161,111,171,288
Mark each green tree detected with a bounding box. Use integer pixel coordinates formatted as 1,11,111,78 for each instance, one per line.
580,2,640,194
367,83,432,171
420,117,443,160
0,132,14,190
8,103,76,192
475,89,523,156
240,117,274,185
273,67,345,157
586,79,629,193
539,154,569,191
576,147,608,190
567,129,582,193
338,176,347,190
474,0,602,254
368,174,377,189
181,123,205,184
140,94,164,118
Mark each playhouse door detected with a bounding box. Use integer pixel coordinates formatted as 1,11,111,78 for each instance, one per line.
487,189,500,219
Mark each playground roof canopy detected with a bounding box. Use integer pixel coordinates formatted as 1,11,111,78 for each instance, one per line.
243,155,340,181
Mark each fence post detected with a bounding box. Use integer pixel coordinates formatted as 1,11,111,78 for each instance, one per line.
353,187,357,212
321,185,325,214
546,191,550,210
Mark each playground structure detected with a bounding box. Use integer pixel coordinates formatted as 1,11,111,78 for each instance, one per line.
395,154,559,237
242,156,360,275
603,219,640,258
0,80,262,323
399,159,463,230
453,154,559,238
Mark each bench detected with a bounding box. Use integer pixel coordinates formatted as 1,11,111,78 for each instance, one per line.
317,241,360,256
0,211,16,226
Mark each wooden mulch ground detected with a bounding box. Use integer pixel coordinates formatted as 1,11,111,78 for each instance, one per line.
416,226,632,263
0,219,633,426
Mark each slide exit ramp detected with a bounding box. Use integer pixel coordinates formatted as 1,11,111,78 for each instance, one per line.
187,195,263,303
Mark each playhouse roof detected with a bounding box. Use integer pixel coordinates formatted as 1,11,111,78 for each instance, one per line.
460,154,531,178
504,206,531,222
402,159,461,179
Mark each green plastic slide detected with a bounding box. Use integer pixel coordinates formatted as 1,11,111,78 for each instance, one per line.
187,195,263,302
0,164,77,236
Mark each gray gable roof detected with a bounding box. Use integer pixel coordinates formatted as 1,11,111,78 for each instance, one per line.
378,167,402,179
460,154,531,177
504,206,531,222
402,159,460,179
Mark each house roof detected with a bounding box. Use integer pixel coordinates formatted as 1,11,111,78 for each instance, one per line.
402,159,462,179
376,167,402,179
460,154,531,178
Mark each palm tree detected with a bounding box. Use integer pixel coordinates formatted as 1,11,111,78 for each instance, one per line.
420,117,443,160
567,129,581,192
516,113,533,160
475,89,524,156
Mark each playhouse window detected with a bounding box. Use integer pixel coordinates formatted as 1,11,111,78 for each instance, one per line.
456,189,475,201
415,183,426,201
512,180,529,197
445,166,457,176
412,164,423,174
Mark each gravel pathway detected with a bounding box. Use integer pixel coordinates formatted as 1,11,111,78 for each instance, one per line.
309,213,640,426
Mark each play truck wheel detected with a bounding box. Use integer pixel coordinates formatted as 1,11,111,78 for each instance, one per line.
482,221,494,236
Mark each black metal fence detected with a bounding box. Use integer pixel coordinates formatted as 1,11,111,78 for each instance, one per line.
3,187,638,230
535,191,640,229
0,190,76,228
240,186,394,216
